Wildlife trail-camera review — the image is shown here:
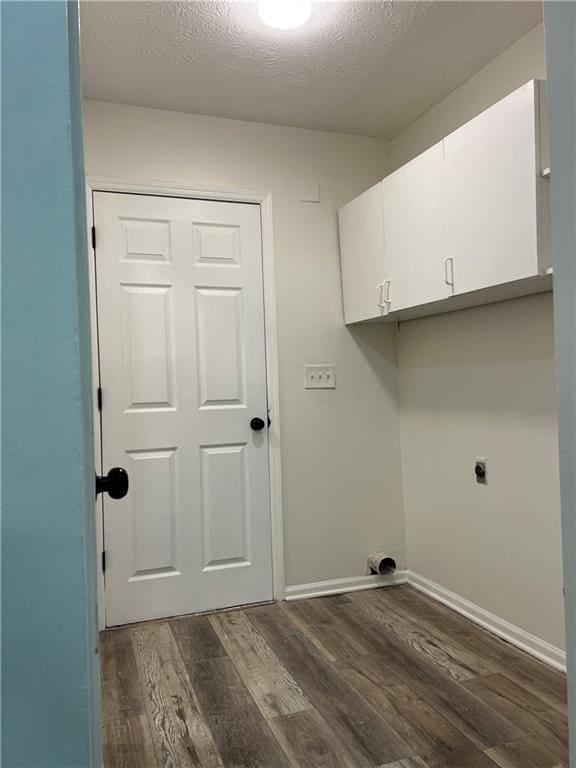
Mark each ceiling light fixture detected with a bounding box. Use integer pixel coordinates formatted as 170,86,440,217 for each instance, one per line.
257,0,312,30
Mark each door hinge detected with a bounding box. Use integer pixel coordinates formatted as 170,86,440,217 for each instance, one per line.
102,551,106,573
97,386,103,412
91,226,96,250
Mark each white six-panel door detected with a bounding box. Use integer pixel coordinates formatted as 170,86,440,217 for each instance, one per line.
93,192,272,626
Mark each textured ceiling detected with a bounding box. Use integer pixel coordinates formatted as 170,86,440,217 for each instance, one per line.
80,0,542,138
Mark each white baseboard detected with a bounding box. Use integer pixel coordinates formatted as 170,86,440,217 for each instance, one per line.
406,571,566,673
285,571,408,602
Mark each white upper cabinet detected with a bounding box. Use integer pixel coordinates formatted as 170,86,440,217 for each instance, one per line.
338,182,388,324
338,80,550,325
445,80,544,295
383,141,449,311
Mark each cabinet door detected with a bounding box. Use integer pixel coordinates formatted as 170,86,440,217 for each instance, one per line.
445,81,539,295
338,182,388,323
383,141,448,311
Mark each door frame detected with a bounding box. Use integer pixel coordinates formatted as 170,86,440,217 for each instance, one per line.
85,176,285,630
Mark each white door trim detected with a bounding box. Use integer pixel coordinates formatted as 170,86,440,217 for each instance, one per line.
85,176,285,630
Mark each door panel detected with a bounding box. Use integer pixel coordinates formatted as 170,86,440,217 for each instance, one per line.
193,222,241,265
200,443,250,570
120,284,176,411
445,81,539,294
383,141,448,310
120,217,171,263
94,192,272,626
196,287,245,407
126,447,178,578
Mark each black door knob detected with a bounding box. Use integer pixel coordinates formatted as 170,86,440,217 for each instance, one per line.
96,467,129,500
250,417,266,431
474,463,486,479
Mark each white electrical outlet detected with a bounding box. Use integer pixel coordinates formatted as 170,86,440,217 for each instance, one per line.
304,364,336,389
475,457,487,484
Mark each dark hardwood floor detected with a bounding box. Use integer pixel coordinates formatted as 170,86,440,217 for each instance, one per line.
101,585,568,768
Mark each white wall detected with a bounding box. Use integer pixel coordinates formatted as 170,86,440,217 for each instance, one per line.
82,101,404,588
392,23,565,649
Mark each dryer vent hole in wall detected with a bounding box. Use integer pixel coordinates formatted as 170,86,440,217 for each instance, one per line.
368,552,397,575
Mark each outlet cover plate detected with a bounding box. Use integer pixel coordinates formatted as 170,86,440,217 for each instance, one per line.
305,364,336,389
475,457,487,484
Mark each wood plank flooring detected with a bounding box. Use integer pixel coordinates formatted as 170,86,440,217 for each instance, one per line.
101,585,568,768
